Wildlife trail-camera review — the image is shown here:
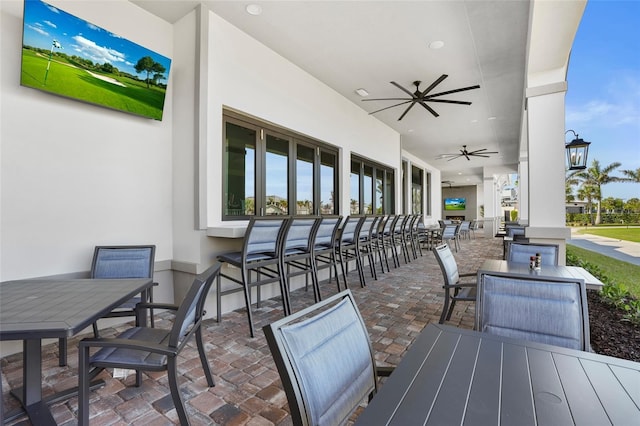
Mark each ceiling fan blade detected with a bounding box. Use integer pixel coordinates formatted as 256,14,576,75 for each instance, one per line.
427,99,472,105
471,154,491,158
464,153,471,160
470,150,499,155
368,100,413,115
390,81,418,98
361,97,412,102
418,101,439,117
397,102,418,121
424,84,481,99
420,74,448,97
447,155,463,161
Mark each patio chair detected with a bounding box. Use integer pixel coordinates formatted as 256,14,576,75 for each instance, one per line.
440,223,461,252
476,273,590,351
279,216,322,309
263,290,393,426
311,215,344,291
78,262,222,426
433,244,477,324
507,242,559,266
372,215,391,273
336,215,368,288
58,245,157,366
458,220,471,240
393,215,411,264
217,216,290,337
380,214,401,268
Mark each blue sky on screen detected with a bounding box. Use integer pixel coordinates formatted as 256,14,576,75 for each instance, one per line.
566,0,640,201
22,0,171,80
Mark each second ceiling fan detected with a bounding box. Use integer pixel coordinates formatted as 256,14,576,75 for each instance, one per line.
362,74,480,121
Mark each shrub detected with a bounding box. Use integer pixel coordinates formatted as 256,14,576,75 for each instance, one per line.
566,250,640,325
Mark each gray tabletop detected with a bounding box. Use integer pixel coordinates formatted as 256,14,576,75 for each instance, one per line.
479,259,603,291
356,324,640,426
0,278,153,340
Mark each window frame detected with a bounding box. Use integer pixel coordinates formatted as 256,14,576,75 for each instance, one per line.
222,111,339,220
350,154,395,215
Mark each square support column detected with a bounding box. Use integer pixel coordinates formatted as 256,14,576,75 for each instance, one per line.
525,82,571,263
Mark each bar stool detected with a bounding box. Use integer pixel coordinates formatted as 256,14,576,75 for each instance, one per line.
217,216,290,337
279,216,322,312
312,215,344,291
336,215,366,288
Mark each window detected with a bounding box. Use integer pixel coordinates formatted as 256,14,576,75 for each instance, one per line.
350,155,395,214
223,112,339,220
411,165,424,214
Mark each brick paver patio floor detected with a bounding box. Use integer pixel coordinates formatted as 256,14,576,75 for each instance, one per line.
1,233,503,425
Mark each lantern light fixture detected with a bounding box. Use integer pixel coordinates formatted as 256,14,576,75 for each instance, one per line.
565,130,590,170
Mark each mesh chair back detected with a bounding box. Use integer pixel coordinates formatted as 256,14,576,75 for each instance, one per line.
357,216,377,241
383,215,397,234
507,242,559,265
244,217,289,255
433,244,460,285
283,217,321,252
339,216,363,243
441,224,458,239
314,216,342,248
91,246,155,279
477,274,589,351
263,290,377,426
171,263,221,346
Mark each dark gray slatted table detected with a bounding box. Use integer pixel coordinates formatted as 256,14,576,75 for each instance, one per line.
0,278,153,425
355,324,640,426
479,259,604,291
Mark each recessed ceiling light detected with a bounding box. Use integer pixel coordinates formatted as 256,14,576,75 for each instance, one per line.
355,88,369,97
471,119,478,123
429,40,445,49
246,4,262,15
458,172,463,175
407,129,414,133
488,116,497,120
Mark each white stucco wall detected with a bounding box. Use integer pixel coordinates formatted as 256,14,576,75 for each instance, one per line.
1,0,174,281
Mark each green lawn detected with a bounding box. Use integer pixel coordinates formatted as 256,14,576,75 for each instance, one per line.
21,49,166,120
566,244,640,298
576,227,640,242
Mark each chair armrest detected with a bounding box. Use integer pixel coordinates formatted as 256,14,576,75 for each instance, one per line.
459,272,477,278
375,365,395,377
79,337,177,356
443,281,477,289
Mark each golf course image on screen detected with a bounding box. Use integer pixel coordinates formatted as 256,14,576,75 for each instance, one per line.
21,0,172,120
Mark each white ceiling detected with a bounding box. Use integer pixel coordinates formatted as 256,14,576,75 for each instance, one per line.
132,0,530,186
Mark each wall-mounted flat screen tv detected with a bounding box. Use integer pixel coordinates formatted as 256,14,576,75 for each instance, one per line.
21,0,172,121
444,197,466,211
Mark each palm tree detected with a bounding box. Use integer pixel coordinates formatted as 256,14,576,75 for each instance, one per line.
621,167,640,183
576,184,598,224
565,172,580,203
572,160,622,225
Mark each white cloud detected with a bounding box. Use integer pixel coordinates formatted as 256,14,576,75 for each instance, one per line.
43,20,56,28
567,74,640,128
27,24,49,37
45,4,59,14
72,35,126,65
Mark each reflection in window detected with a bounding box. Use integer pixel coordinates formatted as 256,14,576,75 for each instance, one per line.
412,165,423,214
296,145,314,215
350,156,395,214
225,122,256,216
223,112,338,220
350,160,360,214
376,169,384,214
363,165,373,214
266,135,289,215
320,151,336,214
385,170,394,214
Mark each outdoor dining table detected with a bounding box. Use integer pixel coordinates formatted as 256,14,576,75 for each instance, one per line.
0,277,153,425
478,258,604,291
355,323,640,426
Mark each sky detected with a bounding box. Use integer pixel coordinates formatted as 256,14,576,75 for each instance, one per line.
22,0,171,80
565,0,640,202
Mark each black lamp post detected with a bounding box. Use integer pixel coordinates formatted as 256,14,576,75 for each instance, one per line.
565,130,590,170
